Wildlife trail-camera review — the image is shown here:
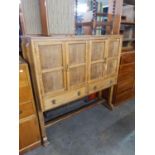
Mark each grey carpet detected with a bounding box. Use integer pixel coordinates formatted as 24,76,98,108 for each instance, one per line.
25,99,135,155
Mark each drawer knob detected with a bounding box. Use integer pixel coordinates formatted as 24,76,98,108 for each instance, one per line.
110,80,113,84
77,91,81,96
93,86,97,90
51,99,56,104
19,110,22,114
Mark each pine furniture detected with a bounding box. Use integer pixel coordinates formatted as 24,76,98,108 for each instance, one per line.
19,57,41,153
22,35,122,143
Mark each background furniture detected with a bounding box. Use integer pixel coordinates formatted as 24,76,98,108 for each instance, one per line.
19,57,41,153
20,0,75,35
22,35,122,143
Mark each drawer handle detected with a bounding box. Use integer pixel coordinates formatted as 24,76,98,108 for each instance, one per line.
51,99,56,104
19,110,22,115
77,91,81,96
110,80,113,84
93,86,97,90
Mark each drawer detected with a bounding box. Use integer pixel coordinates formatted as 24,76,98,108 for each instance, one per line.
114,88,135,105
19,66,29,87
120,52,135,65
19,116,41,150
88,77,117,94
118,71,135,82
44,87,87,111
19,86,32,103
119,63,135,74
19,102,35,119
117,78,134,94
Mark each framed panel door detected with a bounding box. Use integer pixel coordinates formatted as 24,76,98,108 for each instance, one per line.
89,40,108,82
35,42,67,96
66,41,87,89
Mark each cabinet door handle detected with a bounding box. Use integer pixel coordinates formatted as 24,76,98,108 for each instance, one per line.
77,91,81,96
93,86,97,90
51,99,56,104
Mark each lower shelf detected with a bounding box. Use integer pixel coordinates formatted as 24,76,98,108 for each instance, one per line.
45,98,106,128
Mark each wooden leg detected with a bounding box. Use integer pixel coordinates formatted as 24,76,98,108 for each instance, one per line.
102,86,114,110
37,111,50,146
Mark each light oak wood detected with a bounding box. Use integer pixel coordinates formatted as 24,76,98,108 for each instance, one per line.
22,35,122,142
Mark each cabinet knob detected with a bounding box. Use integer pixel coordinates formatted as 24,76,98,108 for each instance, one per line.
77,91,81,96
110,80,113,84
51,99,56,104
93,86,97,90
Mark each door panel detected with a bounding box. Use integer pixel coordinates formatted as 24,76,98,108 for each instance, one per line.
68,43,86,65
42,70,64,93
108,39,120,57
106,59,118,76
37,42,66,95
67,41,87,88
91,62,106,80
38,44,63,69
89,40,107,81
69,66,85,86
91,42,106,61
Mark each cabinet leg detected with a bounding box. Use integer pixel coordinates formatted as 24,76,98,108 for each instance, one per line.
102,86,114,110
42,136,50,147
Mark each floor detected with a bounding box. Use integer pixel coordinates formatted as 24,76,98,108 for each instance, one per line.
25,99,135,155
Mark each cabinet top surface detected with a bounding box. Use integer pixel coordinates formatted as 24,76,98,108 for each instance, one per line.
22,35,123,41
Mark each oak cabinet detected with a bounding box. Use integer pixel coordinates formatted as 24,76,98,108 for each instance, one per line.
22,35,122,112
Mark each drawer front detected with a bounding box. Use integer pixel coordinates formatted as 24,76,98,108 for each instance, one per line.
19,117,41,150
120,52,135,65
119,63,135,74
117,77,134,94
44,87,87,111
88,77,117,94
114,88,135,105
19,102,35,119
19,65,29,87
118,71,135,82
19,86,32,104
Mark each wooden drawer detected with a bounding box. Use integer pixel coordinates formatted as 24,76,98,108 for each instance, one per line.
19,86,32,103
88,77,117,94
117,77,134,94
118,71,135,82
19,116,41,150
114,88,134,105
19,102,35,119
120,52,135,65
119,63,135,74
44,87,87,111
19,65,29,86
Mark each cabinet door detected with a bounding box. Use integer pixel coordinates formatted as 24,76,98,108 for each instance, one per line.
66,41,87,89
36,42,66,96
89,40,107,82
19,117,40,150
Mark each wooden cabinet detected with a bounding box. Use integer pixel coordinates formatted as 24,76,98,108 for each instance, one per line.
19,57,41,154
22,35,122,112
112,51,135,105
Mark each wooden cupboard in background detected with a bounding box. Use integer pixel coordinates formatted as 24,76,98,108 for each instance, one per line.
19,57,41,154
22,35,122,141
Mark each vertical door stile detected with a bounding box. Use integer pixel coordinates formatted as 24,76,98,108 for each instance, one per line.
65,42,70,91
32,42,45,110
62,42,67,91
